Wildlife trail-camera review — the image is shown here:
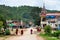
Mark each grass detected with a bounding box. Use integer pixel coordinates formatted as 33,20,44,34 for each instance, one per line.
39,33,60,40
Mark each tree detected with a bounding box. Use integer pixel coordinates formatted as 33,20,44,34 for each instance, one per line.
44,25,52,34
0,5,60,26
0,15,6,30
0,21,3,32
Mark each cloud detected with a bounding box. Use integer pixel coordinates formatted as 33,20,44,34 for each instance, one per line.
0,0,43,7
45,0,57,5
44,0,60,10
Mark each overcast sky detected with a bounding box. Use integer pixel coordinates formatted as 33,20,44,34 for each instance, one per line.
0,0,60,10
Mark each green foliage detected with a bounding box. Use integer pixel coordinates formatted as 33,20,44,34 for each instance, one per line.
0,14,6,30
52,30,60,37
5,29,10,35
0,5,60,25
0,5,42,25
0,21,4,32
0,21,3,27
39,33,59,40
44,25,52,34
47,10,60,13
40,25,60,40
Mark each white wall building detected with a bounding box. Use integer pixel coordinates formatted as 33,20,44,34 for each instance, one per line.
40,4,60,29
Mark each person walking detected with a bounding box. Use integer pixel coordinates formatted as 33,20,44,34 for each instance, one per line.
16,28,18,35
21,29,23,35
30,29,33,34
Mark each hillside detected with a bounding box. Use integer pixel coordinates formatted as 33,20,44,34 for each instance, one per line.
0,5,60,25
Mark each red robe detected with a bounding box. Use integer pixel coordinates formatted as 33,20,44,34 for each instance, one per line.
21,30,23,35
16,29,18,35
30,29,33,34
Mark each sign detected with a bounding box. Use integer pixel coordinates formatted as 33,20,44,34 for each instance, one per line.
8,23,15,27
46,15,56,19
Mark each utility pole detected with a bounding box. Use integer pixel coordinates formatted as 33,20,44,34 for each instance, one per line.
21,20,23,28
16,7,18,28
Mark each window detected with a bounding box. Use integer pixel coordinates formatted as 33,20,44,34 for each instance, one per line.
55,24,57,27
42,18,46,21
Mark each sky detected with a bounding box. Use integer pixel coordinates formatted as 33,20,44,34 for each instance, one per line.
0,0,60,10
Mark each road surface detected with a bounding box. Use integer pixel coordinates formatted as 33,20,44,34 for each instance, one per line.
5,27,44,40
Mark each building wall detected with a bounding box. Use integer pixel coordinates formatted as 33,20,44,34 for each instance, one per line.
40,17,59,28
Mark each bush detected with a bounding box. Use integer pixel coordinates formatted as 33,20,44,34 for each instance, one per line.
0,21,4,32
5,29,10,35
39,33,59,40
52,30,60,38
44,25,52,34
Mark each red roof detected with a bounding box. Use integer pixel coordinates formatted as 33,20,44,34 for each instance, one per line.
40,13,60,16
46,13,60,16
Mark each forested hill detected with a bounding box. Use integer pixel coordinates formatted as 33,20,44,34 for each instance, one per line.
0,5,60,25
0,5,42,23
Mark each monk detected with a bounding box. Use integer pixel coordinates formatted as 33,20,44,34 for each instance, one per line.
16,28,18,35
21,30,23,35
30,29,33,34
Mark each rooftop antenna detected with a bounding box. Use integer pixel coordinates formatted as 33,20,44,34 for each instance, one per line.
42,0,45,11
41,0,47,14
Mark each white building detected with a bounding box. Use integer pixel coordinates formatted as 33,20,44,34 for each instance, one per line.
40,4,60,29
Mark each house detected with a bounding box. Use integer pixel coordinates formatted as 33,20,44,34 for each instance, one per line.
40,4,60,29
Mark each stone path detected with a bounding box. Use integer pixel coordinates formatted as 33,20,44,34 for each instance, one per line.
5,27,44,40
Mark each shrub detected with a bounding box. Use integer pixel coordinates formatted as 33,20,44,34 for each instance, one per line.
52,30,60,38
44,25,52,34
0,21,4,32
5,29,10,35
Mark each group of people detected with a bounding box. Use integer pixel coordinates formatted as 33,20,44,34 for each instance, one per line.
15,28,33,35
15,28,24,35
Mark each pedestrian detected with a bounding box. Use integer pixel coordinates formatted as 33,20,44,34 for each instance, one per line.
39,28,41,32
21,29,23,35
16,28,18,35
36,27,39,32
37,27,41,32
30,29,33,34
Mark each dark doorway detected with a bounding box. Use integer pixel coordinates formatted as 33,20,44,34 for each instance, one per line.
43,24,46,28
42,18,46,21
